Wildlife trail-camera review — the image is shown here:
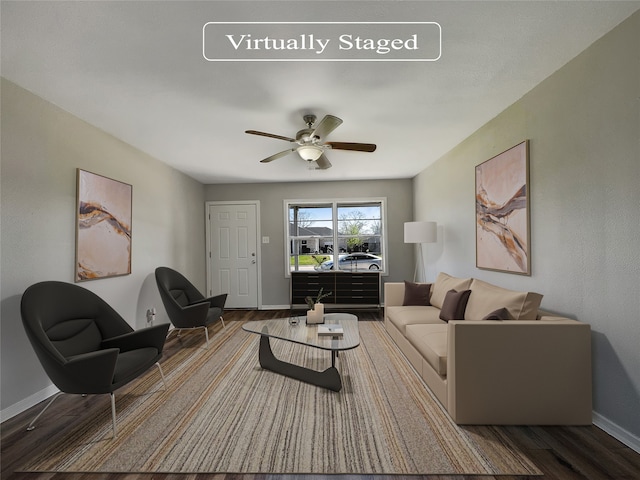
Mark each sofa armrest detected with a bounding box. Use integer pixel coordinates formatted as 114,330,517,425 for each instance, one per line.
447,319,592,425
384,282,405,308
384,282,405,326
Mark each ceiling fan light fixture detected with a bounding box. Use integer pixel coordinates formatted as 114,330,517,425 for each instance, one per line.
297,145,323,161
246,113,376,170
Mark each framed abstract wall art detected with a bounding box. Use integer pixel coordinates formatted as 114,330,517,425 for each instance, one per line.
475,140,530,275
75,169,132,281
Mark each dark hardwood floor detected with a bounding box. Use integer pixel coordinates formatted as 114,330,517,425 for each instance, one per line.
2,309,639,480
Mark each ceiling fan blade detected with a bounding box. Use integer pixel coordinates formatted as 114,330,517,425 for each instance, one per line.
326,142,377,152
310,115,343,139
315,154,332,170
246,130,296,142
260,149,296,163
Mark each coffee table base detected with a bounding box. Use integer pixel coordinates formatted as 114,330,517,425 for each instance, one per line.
258,335,342,392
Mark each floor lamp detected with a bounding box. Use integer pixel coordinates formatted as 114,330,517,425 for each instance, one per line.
404,221,437,282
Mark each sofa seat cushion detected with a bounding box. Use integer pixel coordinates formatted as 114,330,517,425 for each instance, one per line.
430,272,473,309
386,306,444,335
405,324,448,376
465,278,543,320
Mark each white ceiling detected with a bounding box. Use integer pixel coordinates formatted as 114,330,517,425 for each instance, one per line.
2,1,638,184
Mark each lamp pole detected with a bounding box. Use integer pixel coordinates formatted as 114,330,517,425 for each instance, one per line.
404,221,437,282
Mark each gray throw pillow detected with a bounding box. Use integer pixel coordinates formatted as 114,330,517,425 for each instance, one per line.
439,289,471,321
482,307,510,320
403,281,431,306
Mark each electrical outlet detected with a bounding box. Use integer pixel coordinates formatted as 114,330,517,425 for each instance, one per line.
146,308,156,325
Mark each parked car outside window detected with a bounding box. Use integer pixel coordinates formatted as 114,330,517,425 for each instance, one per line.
315,253,382,271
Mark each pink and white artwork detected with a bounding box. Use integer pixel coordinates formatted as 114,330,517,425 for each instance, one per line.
475,141,530,275
75,169,132,281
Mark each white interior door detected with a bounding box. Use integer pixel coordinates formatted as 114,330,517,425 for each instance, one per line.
207,202,259,309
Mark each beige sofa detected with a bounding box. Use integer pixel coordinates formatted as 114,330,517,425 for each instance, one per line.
384,272,592,425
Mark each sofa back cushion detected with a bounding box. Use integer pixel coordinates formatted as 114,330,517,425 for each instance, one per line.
465,278,543,320
430,272,473,309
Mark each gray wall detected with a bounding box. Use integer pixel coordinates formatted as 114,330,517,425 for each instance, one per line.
413,12,639,444
0,79,206,417
204,179,414,306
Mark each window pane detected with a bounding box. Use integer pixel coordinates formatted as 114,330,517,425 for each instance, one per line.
337,204,381,236
288,205,334,272
334,203,382,271
289,206,332,229
287,200,385,274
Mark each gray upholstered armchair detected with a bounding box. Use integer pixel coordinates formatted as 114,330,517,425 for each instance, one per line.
155,266,227,348
20,281,169,437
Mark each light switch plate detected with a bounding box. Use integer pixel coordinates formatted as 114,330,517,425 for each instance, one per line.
262,236,270,244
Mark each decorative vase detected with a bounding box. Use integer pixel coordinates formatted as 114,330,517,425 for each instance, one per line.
306,303,325,324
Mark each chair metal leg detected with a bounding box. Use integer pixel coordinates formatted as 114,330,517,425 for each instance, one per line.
27,371,164,439
110,393,117,438
155,362,167,389
220,315,226,329
26,391,64,431
169,326,211,348
203,326,209,348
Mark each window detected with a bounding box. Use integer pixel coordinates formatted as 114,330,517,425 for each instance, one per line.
285,198,386,275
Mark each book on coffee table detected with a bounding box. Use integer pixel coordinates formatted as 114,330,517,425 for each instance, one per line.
317,324,344,336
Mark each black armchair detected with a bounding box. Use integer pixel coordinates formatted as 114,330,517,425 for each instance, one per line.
155,267,227,348
20,281,169,437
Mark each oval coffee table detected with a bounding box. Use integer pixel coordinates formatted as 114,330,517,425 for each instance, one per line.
242,313,360,392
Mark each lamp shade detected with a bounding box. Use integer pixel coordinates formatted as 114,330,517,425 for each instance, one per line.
404,221,437,243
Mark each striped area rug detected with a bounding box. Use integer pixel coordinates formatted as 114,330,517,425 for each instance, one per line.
21,320,541,475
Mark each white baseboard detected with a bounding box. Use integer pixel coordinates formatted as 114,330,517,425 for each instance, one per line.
593,411,640,454
0,384,59,423
260,304,291,310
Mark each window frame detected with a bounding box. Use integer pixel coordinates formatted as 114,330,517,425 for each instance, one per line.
283,197,388,277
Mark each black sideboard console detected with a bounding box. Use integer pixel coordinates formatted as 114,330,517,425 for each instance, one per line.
290,271,380,309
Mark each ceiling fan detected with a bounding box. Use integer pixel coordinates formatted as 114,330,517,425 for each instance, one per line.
245,114,377,170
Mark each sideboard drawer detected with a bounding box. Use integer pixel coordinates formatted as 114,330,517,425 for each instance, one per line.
291,271,380,308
